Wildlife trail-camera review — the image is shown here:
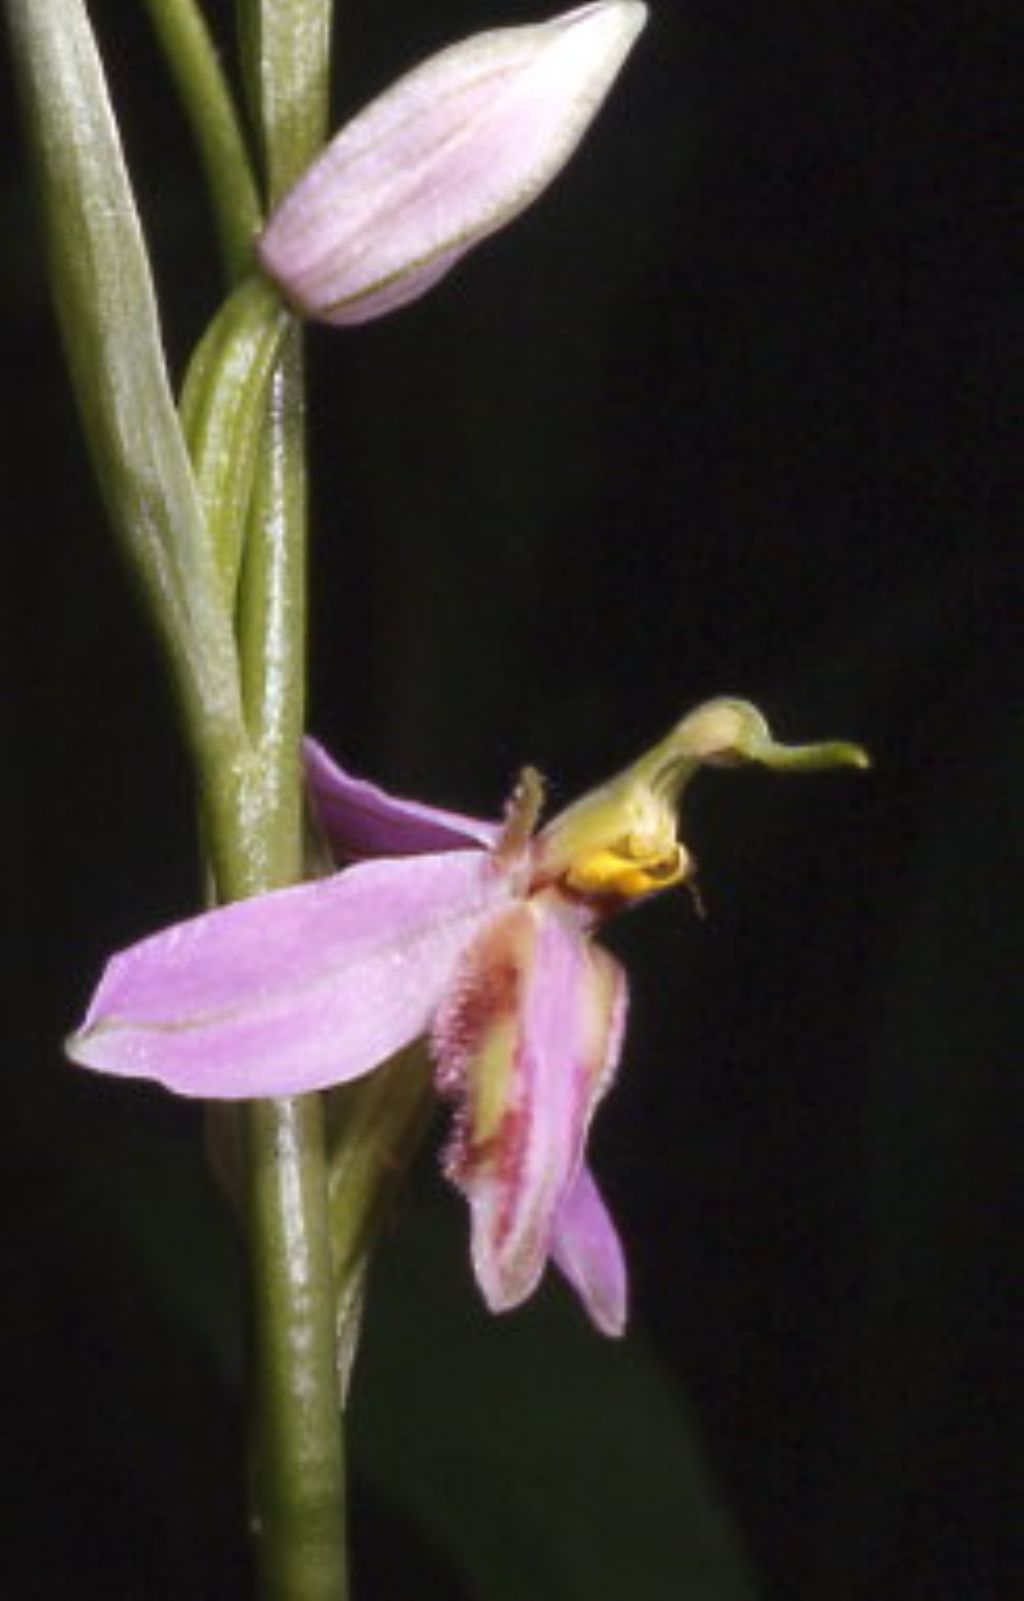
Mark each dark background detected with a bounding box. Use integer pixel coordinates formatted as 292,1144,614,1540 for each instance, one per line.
0,1,1018,1597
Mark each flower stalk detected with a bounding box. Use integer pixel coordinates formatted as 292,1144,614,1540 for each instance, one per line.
228,3,348,1597
225,314,350,1601
139,0,262,280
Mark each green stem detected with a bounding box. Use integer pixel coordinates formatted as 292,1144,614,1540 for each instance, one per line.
238,327,309,770
200,326,346,1597
231,340,348,1600
244,1096,347,1601
237,0,333,200
228,5,344,1596
196,317,346,1593
140,0,262,279
181,275,291,612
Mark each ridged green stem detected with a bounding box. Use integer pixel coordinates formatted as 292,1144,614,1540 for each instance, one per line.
242,1094,346,1601
181,275,291,611
202,312,347,1595
140,0,262,279
238,0,333,200
231,4,346,1598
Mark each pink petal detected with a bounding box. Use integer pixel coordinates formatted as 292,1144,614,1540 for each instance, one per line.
436,894,627,1316
68,852,512,1099
551,1164,627,1336
304,737,499,858
258,1,648,326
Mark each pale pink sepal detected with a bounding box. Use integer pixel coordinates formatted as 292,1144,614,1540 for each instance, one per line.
551,1164,627,1336
68,852,511,1099
257,1,648,326
437,896,627,1319
304,737,499,858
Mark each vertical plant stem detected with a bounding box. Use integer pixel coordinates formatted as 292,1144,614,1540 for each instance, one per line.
244,1095,347,1601
238,0,332,201
229,3,343,1596
233,326,349,1601
140,0,261,279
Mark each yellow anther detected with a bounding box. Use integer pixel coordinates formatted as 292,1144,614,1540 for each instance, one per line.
564,842,688,901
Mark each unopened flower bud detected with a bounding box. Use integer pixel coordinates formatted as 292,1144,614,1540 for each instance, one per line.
257,1,648,325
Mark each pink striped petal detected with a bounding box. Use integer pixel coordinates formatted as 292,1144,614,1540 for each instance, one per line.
68,852,511,1099
435,894,627,1316
258,2,648,326
551,1164,627,1336
304,737,499,858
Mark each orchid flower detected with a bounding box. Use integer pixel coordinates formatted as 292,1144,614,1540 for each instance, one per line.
68,701,866,1333
257,1,648,325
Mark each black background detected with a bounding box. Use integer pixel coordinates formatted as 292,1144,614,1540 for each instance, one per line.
0,1,1018,1596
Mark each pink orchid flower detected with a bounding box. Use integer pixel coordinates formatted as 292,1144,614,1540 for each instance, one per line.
68,700,866,1334
257,1,648,325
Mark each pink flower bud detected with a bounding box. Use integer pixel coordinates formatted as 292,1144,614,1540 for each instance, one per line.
257,1,648,325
